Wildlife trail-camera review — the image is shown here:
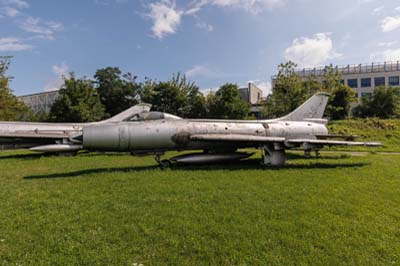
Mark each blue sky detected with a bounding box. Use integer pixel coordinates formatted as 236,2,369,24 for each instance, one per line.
1,0,400,96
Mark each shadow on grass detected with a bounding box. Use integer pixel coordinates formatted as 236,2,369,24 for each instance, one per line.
24,165,159,179
0,153,53,160
24,158,370,179
0,151,133,160
285,153,352,160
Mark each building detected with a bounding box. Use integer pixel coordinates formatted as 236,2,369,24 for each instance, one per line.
18,90,60,113
272,61,400,99
239,82,263,105
239,82,264,118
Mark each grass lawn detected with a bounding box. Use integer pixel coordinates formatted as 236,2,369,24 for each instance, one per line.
0,150,399,265
328,119,400,152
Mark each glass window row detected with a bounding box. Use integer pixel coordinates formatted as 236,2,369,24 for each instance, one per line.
343,76,400,88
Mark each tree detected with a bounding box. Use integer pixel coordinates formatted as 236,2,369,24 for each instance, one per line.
322,65,342,94
206,83,250,119
264,63,355,120
323,65,356,120
326,85,356,120
353,86,400,118
139,73,206,118
94,67,140,118
0,56,34,121
49,73,105,122
263,61,311,118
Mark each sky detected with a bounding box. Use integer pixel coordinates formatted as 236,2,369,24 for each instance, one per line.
1,0,400,96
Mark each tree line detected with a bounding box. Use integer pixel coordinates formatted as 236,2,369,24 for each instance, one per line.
0,57,250,122
1,56,400,122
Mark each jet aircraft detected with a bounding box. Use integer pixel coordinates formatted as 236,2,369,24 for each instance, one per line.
0,93,380,166
76,92,380,166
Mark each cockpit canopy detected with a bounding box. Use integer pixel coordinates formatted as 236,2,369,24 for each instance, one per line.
128,111,182,122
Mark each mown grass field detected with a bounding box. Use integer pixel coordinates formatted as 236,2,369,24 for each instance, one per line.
0,148,400,265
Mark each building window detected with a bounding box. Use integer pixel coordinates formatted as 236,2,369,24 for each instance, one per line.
348,79,358,88
374,77,385,87
361,78,371,88
389,76,399,86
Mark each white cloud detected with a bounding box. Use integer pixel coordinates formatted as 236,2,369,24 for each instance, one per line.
52,63,69,77
44,63,69,92
284,33,341,68
211,0,285,13
358,0,377,3
146,0,284,38
370,48,400,62
0,6,19,17
147,0,183,39
381,16,400,32
185,65,214,78
371,5,384,15
19,16,64,39
0,0,29,9
185,6,202,15
0,37,32,51
0,0,27,17
196,21,214,31
378,41,398,47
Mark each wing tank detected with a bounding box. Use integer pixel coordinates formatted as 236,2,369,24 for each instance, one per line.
170,152,253,165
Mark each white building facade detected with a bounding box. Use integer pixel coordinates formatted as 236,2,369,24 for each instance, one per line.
272,61,400,99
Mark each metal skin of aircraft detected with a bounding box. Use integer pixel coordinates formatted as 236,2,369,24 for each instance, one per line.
70,92,380,167
0,104,151,152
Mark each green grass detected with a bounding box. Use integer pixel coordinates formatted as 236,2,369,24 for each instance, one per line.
328,119,400,152
0,150,400,265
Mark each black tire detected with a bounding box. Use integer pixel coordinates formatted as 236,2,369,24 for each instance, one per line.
160,159,171,169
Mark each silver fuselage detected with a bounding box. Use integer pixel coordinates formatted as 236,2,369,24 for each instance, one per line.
83,119,328,152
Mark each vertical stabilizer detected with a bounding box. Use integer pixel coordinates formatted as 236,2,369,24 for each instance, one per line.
276,92,330,121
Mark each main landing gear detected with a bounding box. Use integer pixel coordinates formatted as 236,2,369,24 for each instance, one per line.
262,144,286,166
154,153,171,169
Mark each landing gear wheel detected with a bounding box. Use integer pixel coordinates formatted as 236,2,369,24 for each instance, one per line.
160,159,171,169
154,154,171,169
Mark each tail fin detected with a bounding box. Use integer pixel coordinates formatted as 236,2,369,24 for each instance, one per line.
98,103,152,123
276,92,330,121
